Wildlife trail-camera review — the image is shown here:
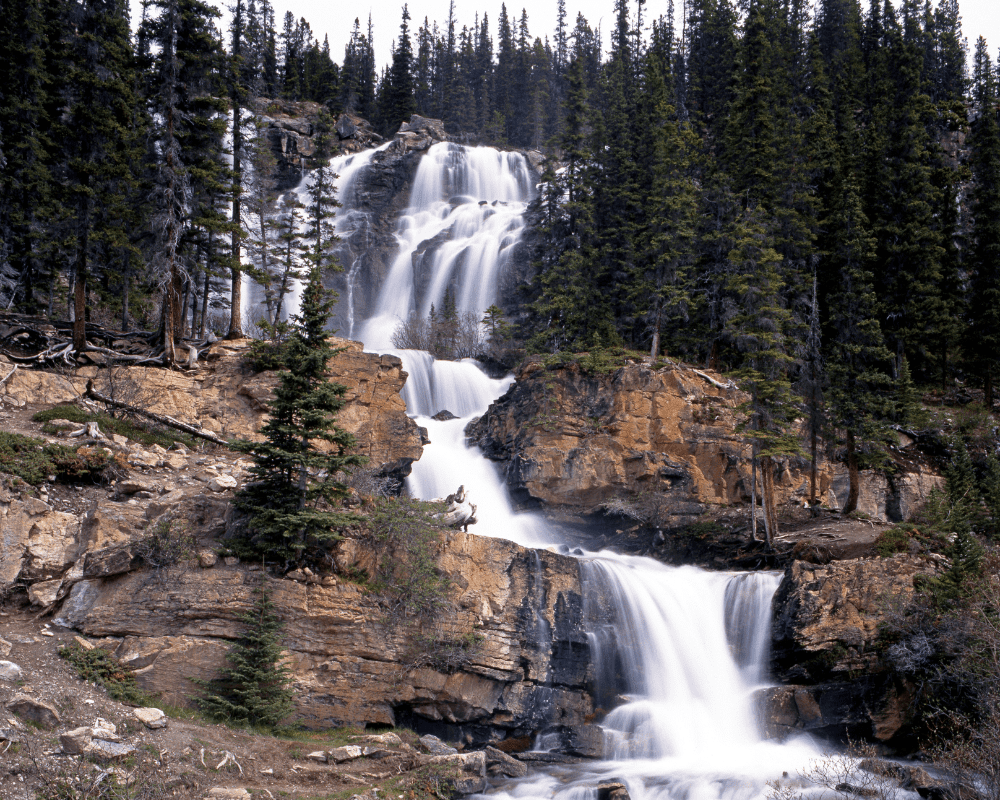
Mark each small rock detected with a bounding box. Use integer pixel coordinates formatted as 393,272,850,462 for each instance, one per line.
0,636,11,657
111,434,129,446
598,782,631,800
73,636,96,650
484,746,528,778
224,556,240,566
205,790,251,799
432,410,458,421
92,718,118,740
328,745,364,763
0,727,22,743
85,739,135,760
0,661,23,683
363,732,402,746
60,726,94,755
7,695,60,728
134,707,168,729
208,474,238,492
362,746,392,758
427,751,488,795
419,734,458,756
117,479,153,495
198,550,218,568
307,750,328,763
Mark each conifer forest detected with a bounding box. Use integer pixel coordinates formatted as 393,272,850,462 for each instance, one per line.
1,0,999,470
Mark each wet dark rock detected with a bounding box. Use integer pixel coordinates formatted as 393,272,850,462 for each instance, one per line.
484,746,528,778
598,782,631,800
433,410,458,421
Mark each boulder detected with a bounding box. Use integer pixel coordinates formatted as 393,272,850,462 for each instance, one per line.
329,745,364,763
598,782,631,800
85,739,135,760
60,726,94,755
362,731,402,746
8,695,60,728
484,746,528,778
419,734,457,755
28,578,62,607
0,661,23,682
307,751,328,763
134,707,168,729
427,751,488,795
53,580,101,629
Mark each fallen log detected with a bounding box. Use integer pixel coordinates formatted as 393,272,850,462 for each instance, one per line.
85,379,231,447
432,485,478,531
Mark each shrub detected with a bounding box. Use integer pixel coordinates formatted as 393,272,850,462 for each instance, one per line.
358,496,452,621
875,526,913,557
59,643,155,705
33,404,196,449
0,431,124,485
133,519,196,568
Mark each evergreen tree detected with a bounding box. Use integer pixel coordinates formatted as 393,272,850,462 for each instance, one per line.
380,4,416,134
824,172,892,514
197,583,294,729
966,37,1000,405
232,266,363,563
725,204,799,547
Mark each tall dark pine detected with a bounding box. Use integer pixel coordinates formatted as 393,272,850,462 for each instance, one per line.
382,4,416,133
967,37,1000,405
62,0,141,353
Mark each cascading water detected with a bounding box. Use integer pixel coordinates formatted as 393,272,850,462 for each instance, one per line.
298,138,829,800
358,143,532,351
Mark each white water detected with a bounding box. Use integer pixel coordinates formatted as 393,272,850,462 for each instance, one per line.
358,143,532,351
314,140,832,800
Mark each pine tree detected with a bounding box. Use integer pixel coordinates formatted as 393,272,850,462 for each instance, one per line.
726,204,800,548
966,37,1000,405
824,171,893,514
197,583,294,729
232,266,363,563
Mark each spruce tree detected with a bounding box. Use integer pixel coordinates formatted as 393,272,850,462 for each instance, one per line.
197,583,294,729
966,37,1000,405
232,266,363,564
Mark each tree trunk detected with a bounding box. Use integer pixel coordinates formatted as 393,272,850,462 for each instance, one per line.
750,449,758,543
810,404,818,514
843,429,860,515
73,226,88,353
987,371,994,410
760,455,778,549
226,102,244,339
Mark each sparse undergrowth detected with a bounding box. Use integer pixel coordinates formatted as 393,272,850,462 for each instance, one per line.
58,642,157,706
0,430,126,485
33,404,197,449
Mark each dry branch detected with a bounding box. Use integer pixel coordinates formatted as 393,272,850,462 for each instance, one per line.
85,379,230,446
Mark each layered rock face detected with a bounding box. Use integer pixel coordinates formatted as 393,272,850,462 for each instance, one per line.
468,358,942,525
30,508,592,743
759,554,944,747
0,336,422,487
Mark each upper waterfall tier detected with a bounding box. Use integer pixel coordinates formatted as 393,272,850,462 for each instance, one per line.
358,143,534,351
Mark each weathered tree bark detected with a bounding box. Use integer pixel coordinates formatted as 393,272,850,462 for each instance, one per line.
843,429,860,515
85,379,229,445
760,455,778,549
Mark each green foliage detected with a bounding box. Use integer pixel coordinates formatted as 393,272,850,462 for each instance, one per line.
133,519,196,569
358,496,452,621
0,431,122,485
195,583,295,730
875,525,913,556
59,643,156,706
32,405,196,449
231,267,364,564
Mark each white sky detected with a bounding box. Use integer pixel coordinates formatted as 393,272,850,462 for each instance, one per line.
132,0,1000,81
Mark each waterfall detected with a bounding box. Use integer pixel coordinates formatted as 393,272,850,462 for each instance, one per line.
323,140,825,800
358,142,532,351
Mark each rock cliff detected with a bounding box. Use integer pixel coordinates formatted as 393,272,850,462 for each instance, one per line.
468,357,942,526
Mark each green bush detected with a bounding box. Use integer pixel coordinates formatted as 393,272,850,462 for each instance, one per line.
0,431,123,485
359,496,452,621
875,526,913,556
59,643,155,705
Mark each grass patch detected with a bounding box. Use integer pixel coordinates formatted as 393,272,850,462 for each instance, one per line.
59,643,157,706
0,431,125,485
535,347,647,376
33,404,198,449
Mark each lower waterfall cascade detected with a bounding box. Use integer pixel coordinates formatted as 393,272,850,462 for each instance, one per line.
263,140,860,800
